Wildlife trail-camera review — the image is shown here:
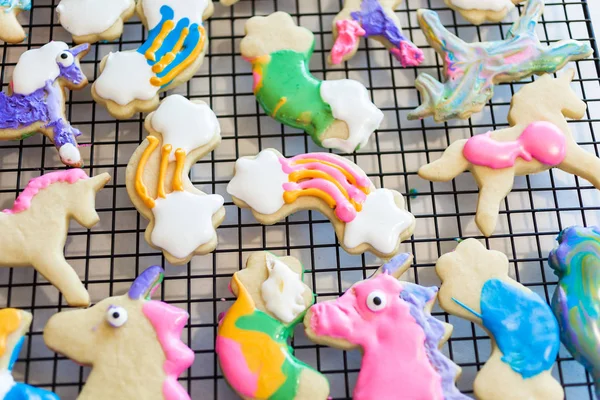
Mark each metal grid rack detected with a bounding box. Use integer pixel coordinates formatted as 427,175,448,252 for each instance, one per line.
0,0,599,399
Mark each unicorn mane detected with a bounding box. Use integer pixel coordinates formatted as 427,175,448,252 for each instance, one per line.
3,169,89,215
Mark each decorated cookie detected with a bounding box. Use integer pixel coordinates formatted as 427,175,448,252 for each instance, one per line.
0,41,90,167
0,0,30,43
0,309,58,400
216,252,330,400
125,95,224,265
549,226,600,399
92,0,214,119
0,170,110,306
44,266,195,400
408,0,592,122
445,0,524,25
227,149,415,257
305,254,467,400
436,239,563,400
56,0,136,44
418,71,600,236
241,12,384,153
219,0,238,5
330,0,423,66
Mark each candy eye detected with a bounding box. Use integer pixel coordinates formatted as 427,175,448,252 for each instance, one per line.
106,306,128,328
366,291,387,312
56,51,74,67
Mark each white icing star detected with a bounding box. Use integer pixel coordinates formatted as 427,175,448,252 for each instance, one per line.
226,150,289,215
151,191,224,259
343,188,414,254
261,254,307,323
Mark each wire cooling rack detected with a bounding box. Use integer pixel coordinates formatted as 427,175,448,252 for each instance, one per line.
0,0,599,399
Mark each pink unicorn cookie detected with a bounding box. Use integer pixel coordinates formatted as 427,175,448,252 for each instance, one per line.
44,266,195,400
304,254,467,400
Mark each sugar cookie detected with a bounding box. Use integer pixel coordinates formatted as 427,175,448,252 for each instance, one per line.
0,0,30,43
436,239,563,400
125,95,224,265
44,266,195,400
445,0,524,25
216,252,330,400
227,149,415,257
241,12,384,153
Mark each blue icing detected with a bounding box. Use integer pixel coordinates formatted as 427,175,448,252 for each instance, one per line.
0,0,31,12
7,337,24,372
4,382,59,400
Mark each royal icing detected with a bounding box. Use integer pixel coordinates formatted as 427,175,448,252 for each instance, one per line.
449,0,515,11
261,254,307,323
0,0,31,12
56,0,133,37
141,0,208,29
12,42,68,95
330,19,365,65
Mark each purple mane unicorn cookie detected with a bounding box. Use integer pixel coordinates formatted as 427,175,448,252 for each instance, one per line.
0,41,90,167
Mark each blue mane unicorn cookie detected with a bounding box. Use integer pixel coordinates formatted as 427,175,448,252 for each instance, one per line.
549,226,600,399
0,0,31,43
436,239,563,400
0,41,90,167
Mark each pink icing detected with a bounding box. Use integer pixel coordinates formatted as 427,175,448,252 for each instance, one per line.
287,153,371,188
215,336,259,396
391,41,424,68
142,301,195,400
309,274,444,400
463,121,566,169
331,19,366,65
283,180,358,222
3,169,89,214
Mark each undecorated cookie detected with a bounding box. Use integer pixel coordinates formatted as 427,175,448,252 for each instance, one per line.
44,266,195,400
445,0,524,25
125,95,225,265
227,149,415,258
0,0,31,43
436,239,563,400
216,252,330,400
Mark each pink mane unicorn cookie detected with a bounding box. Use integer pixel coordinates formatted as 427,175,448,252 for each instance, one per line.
44,266,195,400
0,169,110,306
304,254,468,400
0,0,31,43
227,149,415,258
217,252,330,400
418,70,600,236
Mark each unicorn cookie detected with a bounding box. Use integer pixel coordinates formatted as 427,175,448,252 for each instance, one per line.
436,239,563,400
44,266,195,400
0,41,90,167
330,0,423,66
0,0,31,43
125,95,225,265
241,12,384,153
418,71,600,236
0,309,58,400
445,0,524,25
216,252,330,400
408,0,592,122
549,226,600,399
56,0,136,44
92,0,214,119
227,149,415,258
305,254,467,400
0,170,110,306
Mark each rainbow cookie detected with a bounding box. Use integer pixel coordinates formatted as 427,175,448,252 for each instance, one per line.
445,0,524,25
92,0,214,119
0,0,30,43
408,0,592,122
44,266,195,400
0,309,58,400
549,226,600,399
436,239,563,400
330,0,423,66
217,252,330,400
125,95,225,265
305,254,467,400
418,71,600,237
227,149,415,258
241,12,384,153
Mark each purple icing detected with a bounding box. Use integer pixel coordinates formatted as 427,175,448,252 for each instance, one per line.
0,88,50,129
128,265,165,300
381,253,411,275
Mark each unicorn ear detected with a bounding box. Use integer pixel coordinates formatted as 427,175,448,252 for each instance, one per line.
129,266,164,300
86,173,111,192
69,43,90,58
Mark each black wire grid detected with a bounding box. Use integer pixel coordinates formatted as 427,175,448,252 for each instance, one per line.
0,0,599,399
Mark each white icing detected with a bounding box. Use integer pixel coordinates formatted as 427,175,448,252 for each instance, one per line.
141,0,209,29
151,191,224,259
261,254,307,323
449,0,515,12
94,51,157,106
12,41,68,95
56,0,133,37
226,150,289,215
319,79,384,153
58,143,81,165
0,370,15,399
343,188,414,254
152,95,220,161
